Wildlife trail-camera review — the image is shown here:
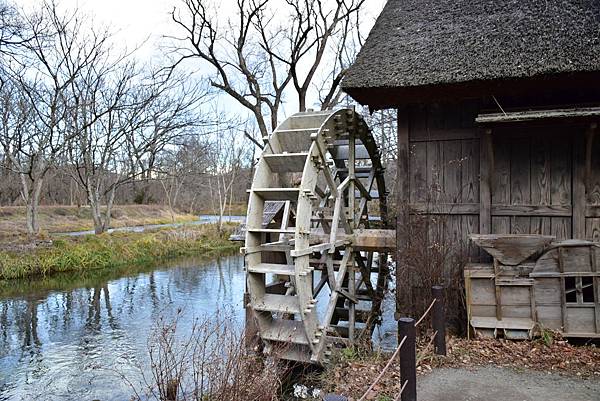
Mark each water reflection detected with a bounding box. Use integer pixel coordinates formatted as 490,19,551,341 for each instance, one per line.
0,254,245,401
0,253,398,401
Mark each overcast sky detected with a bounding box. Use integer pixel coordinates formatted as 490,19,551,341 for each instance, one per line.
19,0,386,59
17,0,387,122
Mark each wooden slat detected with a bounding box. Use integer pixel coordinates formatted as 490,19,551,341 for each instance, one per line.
586,206,600,218
247,228,295,234
276,131,314,153
530,272,600,277
491,205,572,217
491,134,511,234
410,142,427,202
253,294,300,314
330,144,370,160
410,128,479,142
248,263,295,275
410,203,480,215
480,130,492,234
263,153,308,173
252,188,300,201
261,319,309,345
573,133,586,239
558,247,568,332
470,316,535,330
551,135,572,240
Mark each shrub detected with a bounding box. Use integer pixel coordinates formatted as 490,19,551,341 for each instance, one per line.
130,311,285,401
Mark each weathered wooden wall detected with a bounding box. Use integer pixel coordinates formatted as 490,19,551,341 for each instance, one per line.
397,102,600,254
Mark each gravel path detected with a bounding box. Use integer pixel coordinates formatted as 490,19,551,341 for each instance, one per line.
417,366,600,401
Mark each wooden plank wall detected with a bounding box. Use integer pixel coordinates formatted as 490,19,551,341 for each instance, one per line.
491,128,572,240
400,102,599,259
406,102,480,257
588,125,600,240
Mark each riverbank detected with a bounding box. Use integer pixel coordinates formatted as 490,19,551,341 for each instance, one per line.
0,204,199,239
0,224,240,281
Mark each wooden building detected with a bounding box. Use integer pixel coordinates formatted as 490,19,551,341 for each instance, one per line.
342,0,600,337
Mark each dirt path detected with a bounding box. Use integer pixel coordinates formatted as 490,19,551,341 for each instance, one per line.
417,366,600,401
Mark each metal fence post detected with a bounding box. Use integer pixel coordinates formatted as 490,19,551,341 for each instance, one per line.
398,317,417,401
432,285,447,356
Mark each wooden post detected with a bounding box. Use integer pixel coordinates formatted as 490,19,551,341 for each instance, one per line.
398,317,417,401
432,286,447,356
244,291,257,348
397,107,411,323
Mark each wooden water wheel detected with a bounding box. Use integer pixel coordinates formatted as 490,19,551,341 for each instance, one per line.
244,108,390,364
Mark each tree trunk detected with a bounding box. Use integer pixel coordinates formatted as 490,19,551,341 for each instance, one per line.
25,179,44,237
101,187,117,234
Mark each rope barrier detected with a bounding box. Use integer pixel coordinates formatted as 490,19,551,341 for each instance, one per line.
393,380,409,401
356,292,442,401
416,330,438,366
358,335,407,401
414,298,436,327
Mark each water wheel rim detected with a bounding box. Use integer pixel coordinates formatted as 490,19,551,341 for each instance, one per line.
244,109,388,364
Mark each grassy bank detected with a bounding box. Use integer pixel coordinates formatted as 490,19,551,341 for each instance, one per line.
196,202,248,216
0,204,199,239
0,224,240,281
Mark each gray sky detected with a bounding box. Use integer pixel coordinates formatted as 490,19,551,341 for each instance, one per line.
18,0,387,122
20,0,386,60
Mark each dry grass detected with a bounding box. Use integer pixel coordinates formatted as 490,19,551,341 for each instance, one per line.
128,311,286,401
0,204,199,239
395,202,469,334
0,224,239,280
196,202,248,216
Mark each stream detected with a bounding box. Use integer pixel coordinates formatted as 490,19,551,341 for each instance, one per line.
0,253,397,401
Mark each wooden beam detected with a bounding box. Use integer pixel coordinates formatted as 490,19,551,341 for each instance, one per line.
411,203,480,215
476,107,600,123
491,205,572,217
311,229,396,252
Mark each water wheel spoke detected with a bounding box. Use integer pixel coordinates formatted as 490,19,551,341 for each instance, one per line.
245,109,389,364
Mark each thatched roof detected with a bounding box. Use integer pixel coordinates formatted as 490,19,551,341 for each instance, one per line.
343,0,600,104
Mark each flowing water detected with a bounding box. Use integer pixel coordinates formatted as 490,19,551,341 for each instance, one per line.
0,253,397,401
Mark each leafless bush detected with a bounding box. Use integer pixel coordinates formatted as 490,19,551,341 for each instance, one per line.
395,202,469,335
130,311,286,401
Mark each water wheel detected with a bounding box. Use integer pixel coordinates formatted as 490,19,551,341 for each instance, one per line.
244,109,389,364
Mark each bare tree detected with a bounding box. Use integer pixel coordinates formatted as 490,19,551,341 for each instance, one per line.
169,0,366,138
0,1,114,236
66,67,208,234
156,138,211,222
207,127,251,232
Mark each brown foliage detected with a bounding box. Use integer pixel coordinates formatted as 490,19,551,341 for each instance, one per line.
130,311,287,401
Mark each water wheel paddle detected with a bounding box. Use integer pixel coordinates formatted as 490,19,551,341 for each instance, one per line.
244,109,389,364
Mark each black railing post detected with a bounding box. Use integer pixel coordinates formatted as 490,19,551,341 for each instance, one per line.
398,317,417,401
431,285,447,356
